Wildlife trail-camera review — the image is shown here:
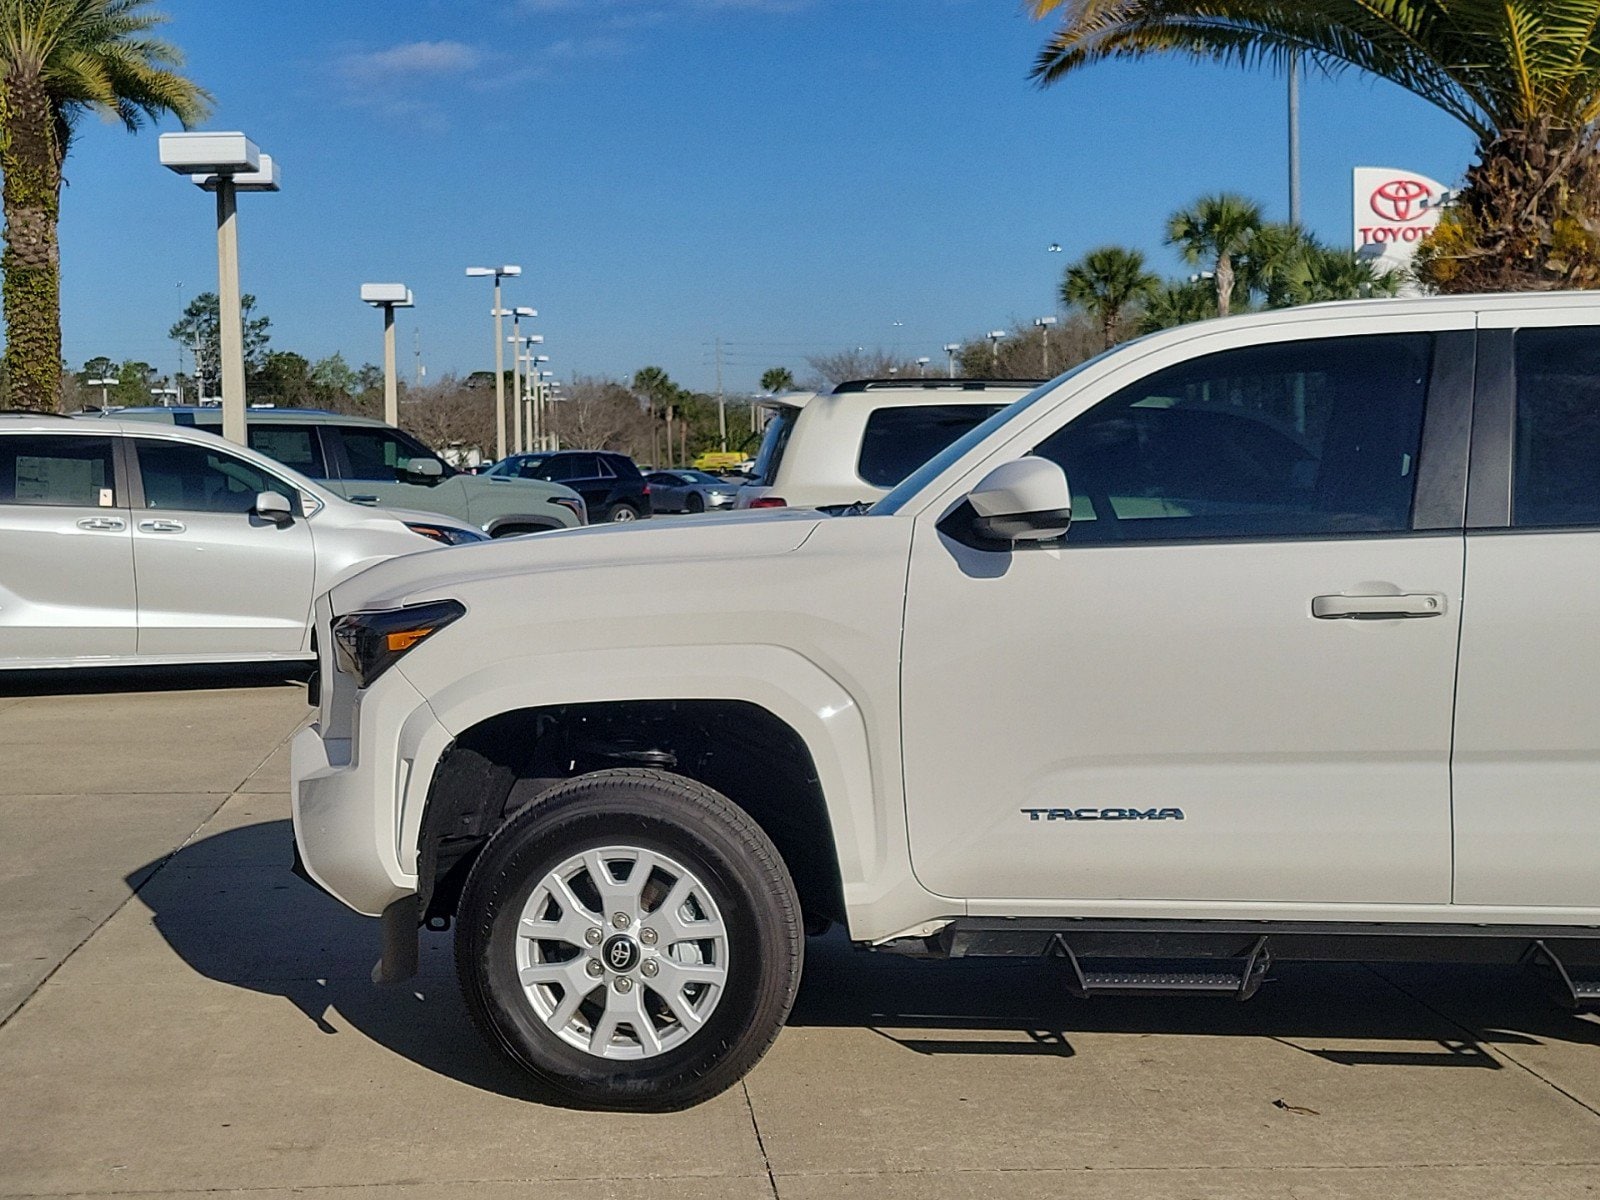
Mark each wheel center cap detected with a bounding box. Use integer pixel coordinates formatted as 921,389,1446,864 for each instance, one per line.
601,933,641,973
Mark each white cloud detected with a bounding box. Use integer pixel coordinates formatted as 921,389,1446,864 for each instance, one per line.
335,40,481,84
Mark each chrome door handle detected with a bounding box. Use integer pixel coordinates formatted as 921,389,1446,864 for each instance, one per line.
350,495,379,505
137,518,187,534
76,516,125,531
1312,593,1446,619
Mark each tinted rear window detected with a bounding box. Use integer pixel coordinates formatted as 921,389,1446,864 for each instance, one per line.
751,409,797,485
858,404,1004,488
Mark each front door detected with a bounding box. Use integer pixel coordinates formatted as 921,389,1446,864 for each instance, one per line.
129,437,314,657
901,326,1470,906
0,431,135,660
329,425,470,519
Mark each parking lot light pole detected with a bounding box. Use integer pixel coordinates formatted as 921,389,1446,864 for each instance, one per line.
916,356,931,378
361,284,414,427
87,377,118,408
944,342,961,378
1034,316,1059,376
160,132,281,446
500,307,536,452
988,330,1007,370
466,265,521,459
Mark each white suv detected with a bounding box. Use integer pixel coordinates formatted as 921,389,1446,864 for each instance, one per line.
293,293,1600,1110
736,379,1039,510
0,414,482,668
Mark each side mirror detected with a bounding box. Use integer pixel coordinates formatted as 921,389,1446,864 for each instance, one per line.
963,458,1073,545
253,490,294,526
402,457,444,482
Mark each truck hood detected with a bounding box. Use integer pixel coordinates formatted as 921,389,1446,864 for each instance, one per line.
327,508,825,614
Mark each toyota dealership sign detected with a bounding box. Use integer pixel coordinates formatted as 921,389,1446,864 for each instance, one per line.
1353,167,1455,277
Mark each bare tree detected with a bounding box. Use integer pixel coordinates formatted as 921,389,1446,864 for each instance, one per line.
802,347,928,391
956,315,1103,380
548,376,654,456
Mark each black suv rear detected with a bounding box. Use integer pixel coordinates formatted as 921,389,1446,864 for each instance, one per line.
485,450,652,522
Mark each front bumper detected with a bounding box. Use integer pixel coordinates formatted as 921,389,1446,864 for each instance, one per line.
290,667,451,917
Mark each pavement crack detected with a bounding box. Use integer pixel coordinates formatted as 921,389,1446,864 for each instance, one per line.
1366,963,1600,1122
742,1079,781,1200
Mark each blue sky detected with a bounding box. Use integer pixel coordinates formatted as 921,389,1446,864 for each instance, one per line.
58,0,1474,393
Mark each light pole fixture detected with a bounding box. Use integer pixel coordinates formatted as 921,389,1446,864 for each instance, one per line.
87,377,118,408
500,306,536,451
466,265,521,458
944,342,961,379
361,283,414,427
988,330,1007,369
1034,316,1059,375
916,356,931,378
150,386,179,407
160,132,281,445
1048,243,1063,253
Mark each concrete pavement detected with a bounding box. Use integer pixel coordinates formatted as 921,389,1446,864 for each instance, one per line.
2,671,1600,1198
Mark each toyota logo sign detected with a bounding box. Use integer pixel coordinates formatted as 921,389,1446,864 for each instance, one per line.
1370,178,1433,223
1353,167,1452,287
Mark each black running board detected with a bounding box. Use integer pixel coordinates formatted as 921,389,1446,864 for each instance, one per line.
1055,935,1272,1001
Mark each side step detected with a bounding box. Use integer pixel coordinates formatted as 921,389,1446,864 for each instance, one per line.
1528,941,1600,1010
1055,935,1271,1002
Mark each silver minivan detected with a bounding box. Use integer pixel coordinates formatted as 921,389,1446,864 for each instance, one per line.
0,414,484,668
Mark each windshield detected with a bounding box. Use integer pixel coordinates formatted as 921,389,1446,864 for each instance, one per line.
871,351,1120,515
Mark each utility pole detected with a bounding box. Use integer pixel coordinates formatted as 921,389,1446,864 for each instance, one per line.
715,337,727,452
413,327,424,384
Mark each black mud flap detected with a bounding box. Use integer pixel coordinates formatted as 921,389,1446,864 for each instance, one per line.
373,894,421,985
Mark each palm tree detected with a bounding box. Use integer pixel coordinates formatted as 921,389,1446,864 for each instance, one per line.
760,366,795,393
1,0,209,410
1288,245,1404,304
1060,245,1160,348
1029,1,1600,293
1164,193,1263,317
1137,278,1217,333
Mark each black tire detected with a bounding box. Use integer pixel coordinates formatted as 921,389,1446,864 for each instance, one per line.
606,503,642,523
686,493,706,513
455,768,804,1111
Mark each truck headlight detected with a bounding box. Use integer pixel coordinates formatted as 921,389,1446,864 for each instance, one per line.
405,521,488,546
332,600,465,688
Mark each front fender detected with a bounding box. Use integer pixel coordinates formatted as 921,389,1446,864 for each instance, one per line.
400,643,945,941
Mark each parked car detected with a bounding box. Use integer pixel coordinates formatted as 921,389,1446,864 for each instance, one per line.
735,379,1040,511
106,408,586,536
483,450,652,522
0,413,485,668
644,469,741,513
292,292,1600,1112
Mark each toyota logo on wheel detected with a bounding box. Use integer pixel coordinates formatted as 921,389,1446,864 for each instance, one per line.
1370,178,1433,223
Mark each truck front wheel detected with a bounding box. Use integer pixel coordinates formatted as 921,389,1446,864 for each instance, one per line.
454,768,803,1110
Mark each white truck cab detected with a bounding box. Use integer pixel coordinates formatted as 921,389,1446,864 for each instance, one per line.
292,293,1600,1110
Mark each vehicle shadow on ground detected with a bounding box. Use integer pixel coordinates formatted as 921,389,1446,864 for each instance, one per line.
129,821,1600,1101
0,661,311,698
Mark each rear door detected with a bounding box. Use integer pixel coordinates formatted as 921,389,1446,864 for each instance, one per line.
129,437,315,657
1452,315,1600,908
0,430,135,660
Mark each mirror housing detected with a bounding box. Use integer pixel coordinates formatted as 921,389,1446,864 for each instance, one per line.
402,457,444,482
964,458,1073,544
253,490,294,526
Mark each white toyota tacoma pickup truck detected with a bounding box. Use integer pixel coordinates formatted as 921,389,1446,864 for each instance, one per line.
292,292,1600,1110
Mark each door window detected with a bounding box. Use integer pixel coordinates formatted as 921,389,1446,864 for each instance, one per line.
339,427,440,482
249,424,327,479
1512,326,1600,528
135,440,296,513
519,455,570,482
859,405,1004,488
1033,334,1433,543
0,435,116,506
